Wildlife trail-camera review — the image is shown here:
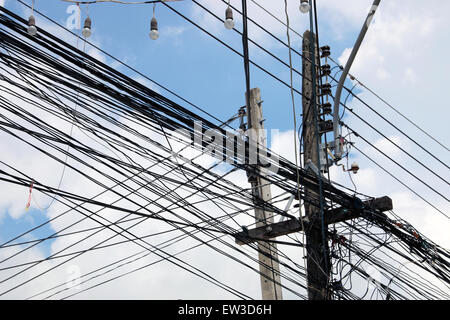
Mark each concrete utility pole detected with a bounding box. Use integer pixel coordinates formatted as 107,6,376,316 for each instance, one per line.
245,87,283,300
302,30,331,300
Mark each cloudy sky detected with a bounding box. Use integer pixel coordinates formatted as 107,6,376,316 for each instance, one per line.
0,0,449,299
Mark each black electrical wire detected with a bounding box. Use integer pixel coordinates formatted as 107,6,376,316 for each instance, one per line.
0,5,448,300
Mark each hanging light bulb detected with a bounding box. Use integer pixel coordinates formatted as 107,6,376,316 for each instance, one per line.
27,0,37,36
299,0,311,14
27,15,37,36
150,4,159,40
82,16,92,38
224,6,234,30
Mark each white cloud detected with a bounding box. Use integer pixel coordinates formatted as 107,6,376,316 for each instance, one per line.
270,129,298,164
372,136,404,158
403,67,417,85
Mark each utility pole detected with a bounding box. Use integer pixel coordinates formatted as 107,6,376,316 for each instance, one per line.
233,46,392,302
245,87,283,300
302,30,331,300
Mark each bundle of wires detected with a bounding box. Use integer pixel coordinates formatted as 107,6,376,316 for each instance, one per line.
0,5,448,300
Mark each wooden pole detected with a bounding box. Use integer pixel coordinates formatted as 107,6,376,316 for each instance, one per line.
246,87,283,300
302,30,331,300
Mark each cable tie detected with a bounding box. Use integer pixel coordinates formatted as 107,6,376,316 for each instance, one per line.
25,181,34,210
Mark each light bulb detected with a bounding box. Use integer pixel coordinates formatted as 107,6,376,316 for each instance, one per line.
28,15,37,36
82,17,92,38
224,18,234,30
27,25,37,36
149,29,159,40
224,6,234,30
299,1,311,14
150,17,159,40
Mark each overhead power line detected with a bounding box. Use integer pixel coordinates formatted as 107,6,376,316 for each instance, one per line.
0,3,448,301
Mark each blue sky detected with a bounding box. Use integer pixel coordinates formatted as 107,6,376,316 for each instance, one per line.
0,208,54,257
3,0,362,135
